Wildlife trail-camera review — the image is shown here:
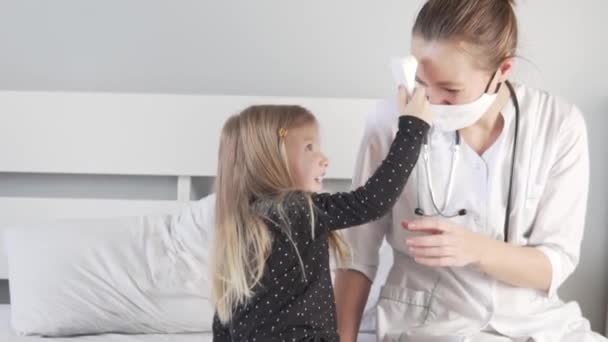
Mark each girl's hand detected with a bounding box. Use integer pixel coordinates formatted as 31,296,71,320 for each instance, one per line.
398,85,432,125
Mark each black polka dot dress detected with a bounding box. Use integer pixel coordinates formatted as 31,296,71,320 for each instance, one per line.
213,116,429,342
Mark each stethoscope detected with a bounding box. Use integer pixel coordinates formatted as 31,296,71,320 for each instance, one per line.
414,80,520,243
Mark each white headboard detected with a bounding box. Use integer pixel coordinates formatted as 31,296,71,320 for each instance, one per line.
0,90,376,279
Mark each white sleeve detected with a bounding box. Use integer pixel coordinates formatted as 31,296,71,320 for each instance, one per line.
528,105,589,297
339,101,397,282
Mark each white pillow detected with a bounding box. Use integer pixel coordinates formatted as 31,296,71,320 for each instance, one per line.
4,195,216,337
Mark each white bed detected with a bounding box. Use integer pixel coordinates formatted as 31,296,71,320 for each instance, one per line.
0,305,213,342
0,91,379,341
0,303,376,341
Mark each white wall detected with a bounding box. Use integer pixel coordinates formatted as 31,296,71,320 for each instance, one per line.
0,0,606,333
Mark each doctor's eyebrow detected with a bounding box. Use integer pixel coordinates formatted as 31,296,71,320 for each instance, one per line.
415,76,462,88
415,76,428,86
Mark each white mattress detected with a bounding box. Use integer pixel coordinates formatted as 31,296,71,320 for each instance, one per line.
0,304,210,342
0,305,376,342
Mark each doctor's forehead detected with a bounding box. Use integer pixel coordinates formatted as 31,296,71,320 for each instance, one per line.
411,36,479,79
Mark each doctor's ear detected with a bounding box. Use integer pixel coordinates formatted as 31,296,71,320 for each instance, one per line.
497,57,515,83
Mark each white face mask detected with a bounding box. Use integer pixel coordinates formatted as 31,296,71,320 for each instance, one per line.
430,92,498,131
390,56,501,132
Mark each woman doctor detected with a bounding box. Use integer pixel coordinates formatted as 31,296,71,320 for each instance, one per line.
334,0,605,341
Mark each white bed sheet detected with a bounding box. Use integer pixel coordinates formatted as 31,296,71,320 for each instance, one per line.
0,305,211,342
0,305,376,342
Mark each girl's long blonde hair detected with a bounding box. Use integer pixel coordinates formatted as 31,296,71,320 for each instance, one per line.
211,105,349,323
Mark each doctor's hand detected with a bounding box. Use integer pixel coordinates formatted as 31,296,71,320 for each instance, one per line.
399,85,433,125
401,218,495,268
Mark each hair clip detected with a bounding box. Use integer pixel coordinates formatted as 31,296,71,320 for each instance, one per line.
278,128,288,138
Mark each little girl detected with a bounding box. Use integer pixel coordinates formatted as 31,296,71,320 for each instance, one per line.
212,87,431,342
